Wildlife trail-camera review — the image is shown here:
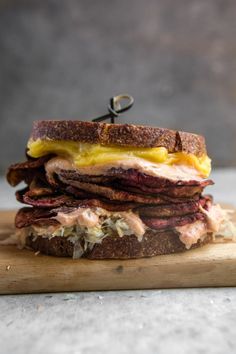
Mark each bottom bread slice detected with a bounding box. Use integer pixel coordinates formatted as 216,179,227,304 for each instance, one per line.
26,230,212,259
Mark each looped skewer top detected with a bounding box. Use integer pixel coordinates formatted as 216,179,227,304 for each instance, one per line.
92,94,134,123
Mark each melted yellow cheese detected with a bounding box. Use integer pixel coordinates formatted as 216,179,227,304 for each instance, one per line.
27,139,211,177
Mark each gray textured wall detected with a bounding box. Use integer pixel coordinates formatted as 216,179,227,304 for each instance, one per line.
1,0,236,174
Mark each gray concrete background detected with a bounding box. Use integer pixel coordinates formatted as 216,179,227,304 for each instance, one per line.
1,288,236,354
1,0,236,174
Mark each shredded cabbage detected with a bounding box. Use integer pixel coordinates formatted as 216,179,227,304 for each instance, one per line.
28,213,138,258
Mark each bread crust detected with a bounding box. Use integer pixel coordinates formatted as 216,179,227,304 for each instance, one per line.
26,230,212,259
30,121,207,156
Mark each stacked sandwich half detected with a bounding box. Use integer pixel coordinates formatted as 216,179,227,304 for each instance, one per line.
7,121,224,258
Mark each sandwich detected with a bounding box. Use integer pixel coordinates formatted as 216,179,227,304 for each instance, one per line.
7,120,226,259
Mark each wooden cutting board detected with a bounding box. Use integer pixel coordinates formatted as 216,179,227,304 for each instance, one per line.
0,209,236,294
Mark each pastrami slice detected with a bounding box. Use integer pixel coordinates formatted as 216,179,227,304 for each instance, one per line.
141,213,205,230
7,155,52,186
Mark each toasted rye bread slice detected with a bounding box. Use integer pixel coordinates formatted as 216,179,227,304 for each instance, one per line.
26,230,212,259
30,121,207,156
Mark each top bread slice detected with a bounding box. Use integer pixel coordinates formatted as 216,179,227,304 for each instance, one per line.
30,121,207,157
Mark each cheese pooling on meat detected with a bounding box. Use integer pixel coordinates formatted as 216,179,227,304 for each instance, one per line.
27,140,211,178
44,156,207,182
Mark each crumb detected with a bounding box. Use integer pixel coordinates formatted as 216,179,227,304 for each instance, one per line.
6,265,11,271
34,251,40,256
37,304,44,311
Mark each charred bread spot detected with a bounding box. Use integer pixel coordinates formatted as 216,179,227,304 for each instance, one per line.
176,131,207,156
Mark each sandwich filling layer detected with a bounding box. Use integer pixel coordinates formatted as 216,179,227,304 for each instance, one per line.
28,140,211,178
14,203,224,256
45,156,208,182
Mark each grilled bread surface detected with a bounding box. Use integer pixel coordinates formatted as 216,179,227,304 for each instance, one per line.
30,121,207,156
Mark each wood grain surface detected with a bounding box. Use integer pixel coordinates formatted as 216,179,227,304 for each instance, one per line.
0,210,236,294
